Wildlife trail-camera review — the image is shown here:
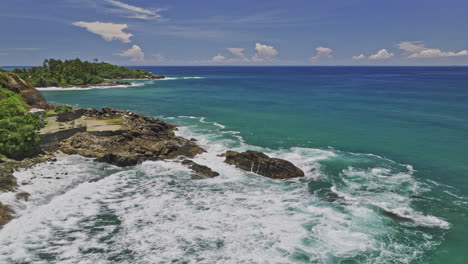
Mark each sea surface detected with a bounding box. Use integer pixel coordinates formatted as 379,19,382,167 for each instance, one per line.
1,66,467,263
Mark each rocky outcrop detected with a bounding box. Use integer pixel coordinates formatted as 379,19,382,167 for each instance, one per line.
15,192,31,201
59,108,206,167
0,202,14,228
182,160,219,178
220,150,304,179
56,108,87,122
0,72,49,108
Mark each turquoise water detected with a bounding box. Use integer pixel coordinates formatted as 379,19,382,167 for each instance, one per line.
1,66,467,263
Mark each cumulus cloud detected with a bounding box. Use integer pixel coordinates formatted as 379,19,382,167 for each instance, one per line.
398,41,427,54
352,54,366,61
369,49,394,60
409,49,468,58
310,46,333,61
227,48,249,61
208,43,278,64
398,41,468,59
118,45,145,62
252,43,278,62
106,0,162,20
211,54,226,62
72,21,133,43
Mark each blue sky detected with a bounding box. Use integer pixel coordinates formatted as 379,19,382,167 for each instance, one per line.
1,0,468,66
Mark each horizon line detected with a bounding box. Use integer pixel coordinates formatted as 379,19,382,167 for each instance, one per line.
3,65,468,68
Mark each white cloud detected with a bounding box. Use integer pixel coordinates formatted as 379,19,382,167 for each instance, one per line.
0,47,42,51
211,54,226,62
409,49,468,58
106,0,162,20
227,48,249,61
369,49,394,60
118,45,145,62
252,43,278,62
310,46,333,61
398,41,468,59
398,41,426,54
352,54,366,61
72,21,133,43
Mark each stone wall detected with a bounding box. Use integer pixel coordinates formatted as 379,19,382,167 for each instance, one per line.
39,126,87,150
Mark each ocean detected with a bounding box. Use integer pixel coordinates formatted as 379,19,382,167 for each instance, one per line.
1,66,467,263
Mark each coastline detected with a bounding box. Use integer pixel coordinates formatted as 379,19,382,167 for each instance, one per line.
35,76,167,90
0,105,303,228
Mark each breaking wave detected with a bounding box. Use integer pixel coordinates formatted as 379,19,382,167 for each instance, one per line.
0,116,453,263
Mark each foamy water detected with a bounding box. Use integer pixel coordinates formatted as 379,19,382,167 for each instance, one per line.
0,117,452,263
36,82,145,91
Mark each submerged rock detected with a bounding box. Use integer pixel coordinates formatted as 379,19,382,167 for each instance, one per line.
220,150,304,179
15,192,31,201
182,159,219,178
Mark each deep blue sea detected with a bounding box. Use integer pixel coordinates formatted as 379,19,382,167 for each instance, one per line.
1,66,467,263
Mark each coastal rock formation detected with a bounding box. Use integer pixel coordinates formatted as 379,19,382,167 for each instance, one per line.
220,150,304,179
0,71,49,108
0,202,14,228
59,108,206,167
182,159,219,178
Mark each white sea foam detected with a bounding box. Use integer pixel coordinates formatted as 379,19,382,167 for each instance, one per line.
157,76,205,81
0,117,451,263
36,82,144,91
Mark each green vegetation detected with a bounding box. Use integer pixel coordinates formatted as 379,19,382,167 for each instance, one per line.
0,87,41,159
55,104,74,114
13,58,153,87
0,88,29,119
104,118,124,125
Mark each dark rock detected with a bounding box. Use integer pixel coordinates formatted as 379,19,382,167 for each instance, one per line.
382,209,414,223
221,150,304,179
102,106,112,114
59,110,206,167
0,202,14,228
182,160,219,178
56,108,86,122
95,154,140,167
15,192,31,201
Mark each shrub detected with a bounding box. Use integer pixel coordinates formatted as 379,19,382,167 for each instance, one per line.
55,104,74,114
0,88,28,119
0,115,41,159
0,86,41,159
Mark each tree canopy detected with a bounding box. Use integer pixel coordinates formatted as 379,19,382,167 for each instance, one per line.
13,58,154,87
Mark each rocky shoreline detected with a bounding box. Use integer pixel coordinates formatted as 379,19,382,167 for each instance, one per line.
52,80,132,88
39,75,166,89
0,105,305,228
0,70,303,229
